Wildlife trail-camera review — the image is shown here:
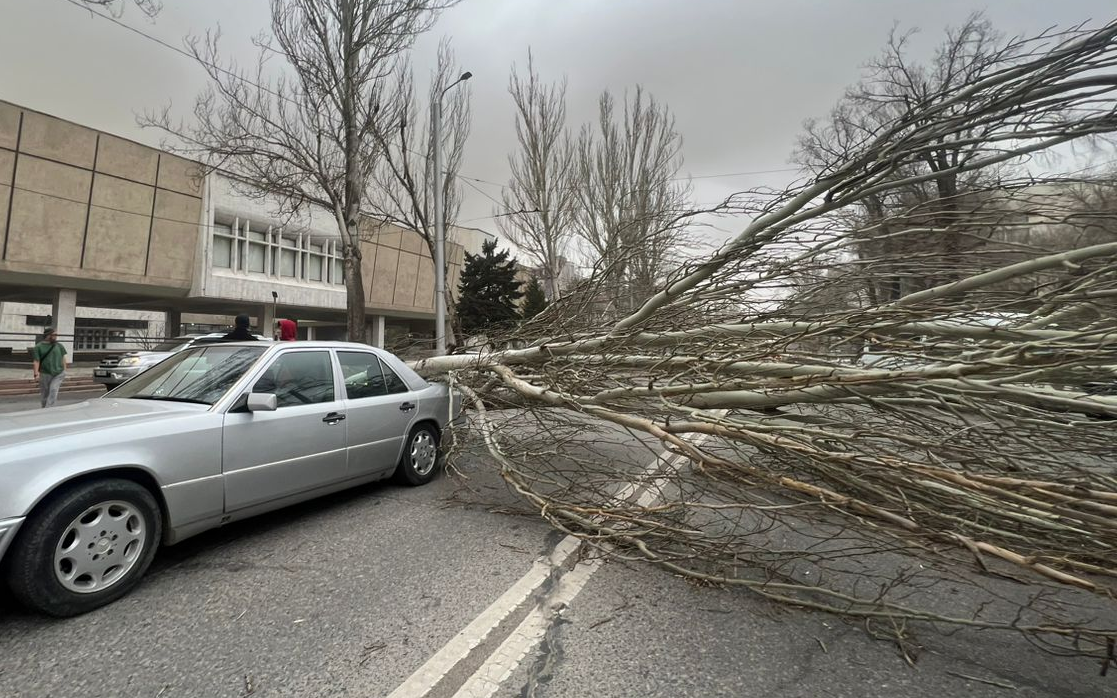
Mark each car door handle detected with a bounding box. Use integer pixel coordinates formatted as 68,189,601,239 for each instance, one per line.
323,412,346,424
399,402,416,412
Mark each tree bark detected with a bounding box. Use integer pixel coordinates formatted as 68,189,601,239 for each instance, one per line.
344,240,367,341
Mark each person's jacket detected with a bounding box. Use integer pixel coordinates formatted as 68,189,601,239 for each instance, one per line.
277,319,297,341
221,327,258,341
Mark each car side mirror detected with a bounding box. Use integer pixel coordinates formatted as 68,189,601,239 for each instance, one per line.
246,392,278,412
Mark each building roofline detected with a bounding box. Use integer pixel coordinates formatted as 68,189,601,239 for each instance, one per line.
0,98,202,167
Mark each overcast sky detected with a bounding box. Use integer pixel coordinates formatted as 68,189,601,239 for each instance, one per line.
1,0,1113,244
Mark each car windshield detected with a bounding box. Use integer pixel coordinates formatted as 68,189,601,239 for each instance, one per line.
149,340,193,352
110,345,267,405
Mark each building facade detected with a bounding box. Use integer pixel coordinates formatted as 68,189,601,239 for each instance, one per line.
0,99,467,359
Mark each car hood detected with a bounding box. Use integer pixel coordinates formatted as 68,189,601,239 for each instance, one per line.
0,398,208,450
119,350,174,362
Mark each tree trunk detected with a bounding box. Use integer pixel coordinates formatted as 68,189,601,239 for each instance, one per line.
546,259,560,300
344,240,367,342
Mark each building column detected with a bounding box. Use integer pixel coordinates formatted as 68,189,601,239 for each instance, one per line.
305,326,315,341
51,289,78,351
165,309,182,339
369,314,385,348
260,303,277,337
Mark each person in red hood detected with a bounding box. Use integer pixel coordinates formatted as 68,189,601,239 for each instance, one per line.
275,318,298,341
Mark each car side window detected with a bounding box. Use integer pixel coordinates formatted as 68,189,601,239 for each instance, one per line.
253,351,335,407
337,351,388,399
379,358,409,395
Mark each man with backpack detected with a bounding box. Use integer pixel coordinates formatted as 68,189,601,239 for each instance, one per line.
31,327,68,408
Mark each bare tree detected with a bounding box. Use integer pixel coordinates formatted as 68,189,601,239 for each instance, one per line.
498,53,577,301
144,0,455,340
369,38,472,266
796,13,1020,300
415,20,1117,667
77,0,161,18
572,87,692,315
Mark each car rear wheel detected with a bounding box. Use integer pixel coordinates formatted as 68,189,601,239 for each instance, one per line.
394,423,441,486
5,479,162,617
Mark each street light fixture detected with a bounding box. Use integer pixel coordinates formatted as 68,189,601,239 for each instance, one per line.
432,70,472,355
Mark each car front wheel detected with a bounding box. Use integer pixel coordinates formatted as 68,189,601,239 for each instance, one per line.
394,423,441,486
6,479,162,617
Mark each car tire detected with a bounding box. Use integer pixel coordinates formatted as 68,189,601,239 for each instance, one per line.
394,423,442,486
5,479,162,617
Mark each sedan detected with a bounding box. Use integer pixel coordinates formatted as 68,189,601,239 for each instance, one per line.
0,341,459,616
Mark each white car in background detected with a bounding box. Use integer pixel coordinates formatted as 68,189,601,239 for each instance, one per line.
93,333,269,388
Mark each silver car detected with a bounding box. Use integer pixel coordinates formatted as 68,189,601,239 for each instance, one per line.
0,341,459,616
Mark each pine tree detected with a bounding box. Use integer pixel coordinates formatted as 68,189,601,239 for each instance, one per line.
456,239,524,338
521,277,548,322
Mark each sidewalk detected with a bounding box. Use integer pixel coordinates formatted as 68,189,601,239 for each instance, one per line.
0,363,99,381
0,364,104,400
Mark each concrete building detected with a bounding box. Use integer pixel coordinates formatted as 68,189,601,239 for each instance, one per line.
0,99,467,360
449,226,498,257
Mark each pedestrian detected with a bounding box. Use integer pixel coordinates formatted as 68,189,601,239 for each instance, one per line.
274,318,298,341
221,314,259,341
32,327,68,408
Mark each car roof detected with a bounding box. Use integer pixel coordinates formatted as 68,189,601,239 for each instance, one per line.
173,340,429,391
214,340,370,349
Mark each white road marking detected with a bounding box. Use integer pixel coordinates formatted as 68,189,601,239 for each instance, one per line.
449,440,707,698
452,556,604,698
384,535,581,698
388,428,716,698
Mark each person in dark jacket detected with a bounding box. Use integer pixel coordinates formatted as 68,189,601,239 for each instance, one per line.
221,314,259,341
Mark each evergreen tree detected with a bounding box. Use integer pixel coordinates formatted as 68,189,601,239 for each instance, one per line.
456,239,524,337
521,277,548,322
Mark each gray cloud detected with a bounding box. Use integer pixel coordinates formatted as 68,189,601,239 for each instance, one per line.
3,0,1112,236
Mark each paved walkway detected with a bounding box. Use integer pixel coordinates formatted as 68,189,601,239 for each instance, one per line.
0,363,98,380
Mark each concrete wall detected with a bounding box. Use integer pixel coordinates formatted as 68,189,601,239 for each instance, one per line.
449,226,497,257
360,220,464,314
0,101,203,292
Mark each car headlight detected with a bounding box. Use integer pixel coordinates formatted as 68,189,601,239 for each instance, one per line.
117,357,142,367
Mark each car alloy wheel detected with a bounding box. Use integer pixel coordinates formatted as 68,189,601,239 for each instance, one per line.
395,424,441,486
410,430,438,477
54,500,146,594
6,478,162,617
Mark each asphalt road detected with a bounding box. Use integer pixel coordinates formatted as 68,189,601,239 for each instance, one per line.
0,395,1111,697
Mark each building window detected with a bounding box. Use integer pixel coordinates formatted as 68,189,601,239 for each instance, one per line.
213,223,234,268
76,328,108,350
279,245,297,277
245,230,267,273
211,216,345,286
307,243,324,282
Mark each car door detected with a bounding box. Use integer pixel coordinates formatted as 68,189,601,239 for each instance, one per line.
222,349,348,511
337,350,415,477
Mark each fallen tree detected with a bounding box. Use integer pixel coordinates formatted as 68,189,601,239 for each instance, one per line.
416,19,1117,669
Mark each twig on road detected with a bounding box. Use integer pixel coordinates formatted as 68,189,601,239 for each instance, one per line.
946,671,1017,690
360,641,388,666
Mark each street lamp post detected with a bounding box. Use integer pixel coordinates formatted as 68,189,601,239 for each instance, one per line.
432,70,472,355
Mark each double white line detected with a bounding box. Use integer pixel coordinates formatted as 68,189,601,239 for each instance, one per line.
388,436,709,698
